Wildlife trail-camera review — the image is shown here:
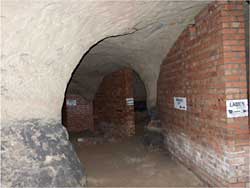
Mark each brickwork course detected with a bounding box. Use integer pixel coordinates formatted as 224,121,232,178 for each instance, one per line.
94,69,135,138
63,94,94,132
157,1,249,187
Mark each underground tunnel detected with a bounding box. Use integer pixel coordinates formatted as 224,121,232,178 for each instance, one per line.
1,0,250,187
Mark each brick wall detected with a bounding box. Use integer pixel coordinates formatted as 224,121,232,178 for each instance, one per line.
62,94,94,132
94,69,135,137
157,1,249,187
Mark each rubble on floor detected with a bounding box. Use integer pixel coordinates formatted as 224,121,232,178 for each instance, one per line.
143,119,164,149
70,119,164,148
69,123,127,145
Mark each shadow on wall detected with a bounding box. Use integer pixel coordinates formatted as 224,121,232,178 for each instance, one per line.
132,71,150,135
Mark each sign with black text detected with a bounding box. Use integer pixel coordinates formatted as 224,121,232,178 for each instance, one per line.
174,97,187,111
126,98,134,106
66,99,77,106
226,99,248,118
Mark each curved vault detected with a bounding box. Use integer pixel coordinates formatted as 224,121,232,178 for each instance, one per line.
66,1,209,110
2,1,209,123
1,1,211,187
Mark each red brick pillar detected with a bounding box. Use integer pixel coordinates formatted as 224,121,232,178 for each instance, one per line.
157,1,249,187
221,2,249,187
94,69,135,138
124,69,136,136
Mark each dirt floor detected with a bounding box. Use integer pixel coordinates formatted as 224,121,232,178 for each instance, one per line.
72,137,205,187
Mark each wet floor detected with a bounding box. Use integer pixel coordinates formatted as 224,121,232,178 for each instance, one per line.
72,137,205,187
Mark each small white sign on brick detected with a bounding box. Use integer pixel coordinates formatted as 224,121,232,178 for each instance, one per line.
226,99,248,118
174,97,187,111
126,98,134,106
66,99,77,106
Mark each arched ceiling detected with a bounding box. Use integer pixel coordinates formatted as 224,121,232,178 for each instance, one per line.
2,0,210,122
67,1,209,108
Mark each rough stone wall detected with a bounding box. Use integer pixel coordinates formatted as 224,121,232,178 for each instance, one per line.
94,69,135,137
62,94,94,132
1,1,208,123
157,1,249,187
1,120,86,187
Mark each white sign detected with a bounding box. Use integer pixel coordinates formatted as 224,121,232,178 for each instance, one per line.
226,99,248,118
66,99,77,106
126,98,134,106
174,97,187,111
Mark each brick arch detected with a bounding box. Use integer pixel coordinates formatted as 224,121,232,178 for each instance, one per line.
63,67,148,138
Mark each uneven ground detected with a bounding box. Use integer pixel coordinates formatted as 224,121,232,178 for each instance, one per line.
72,137,205,187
